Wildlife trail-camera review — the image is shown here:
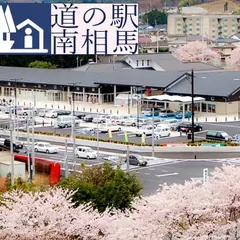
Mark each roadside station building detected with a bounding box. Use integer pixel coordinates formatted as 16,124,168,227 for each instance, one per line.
0,53,239,118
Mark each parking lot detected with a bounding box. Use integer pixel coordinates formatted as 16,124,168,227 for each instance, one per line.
0,107,240,145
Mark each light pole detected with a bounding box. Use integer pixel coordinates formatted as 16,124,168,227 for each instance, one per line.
156,30,160,53
9,99,14,185
10,78,23,141
68,82,81,171
31,93,36,178
191,70,195,143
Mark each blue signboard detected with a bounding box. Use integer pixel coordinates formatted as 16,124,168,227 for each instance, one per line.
0,3,139,55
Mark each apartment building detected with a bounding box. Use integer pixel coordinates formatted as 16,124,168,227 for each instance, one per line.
168,14,240,40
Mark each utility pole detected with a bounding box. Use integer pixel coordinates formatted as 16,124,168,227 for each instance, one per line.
96,119,99,162
64,139,69,177
27,118,32,183
191,70,195,143
151,107,155,157
9,102,14,185
71,91,76,171
31,94,36,178
126,145,130,172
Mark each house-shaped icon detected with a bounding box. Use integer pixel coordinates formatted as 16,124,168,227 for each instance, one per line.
16,19,47,52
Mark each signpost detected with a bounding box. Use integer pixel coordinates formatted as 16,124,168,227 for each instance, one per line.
203,168,209,183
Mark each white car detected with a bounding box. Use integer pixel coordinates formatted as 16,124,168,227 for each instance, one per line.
135,125,155,137
34,142,59,154
154,125,171,139
45,110,58,118
75,146,97,159
159,119,180,131
98,124,121,133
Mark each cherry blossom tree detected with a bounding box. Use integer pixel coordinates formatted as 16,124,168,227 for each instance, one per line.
1,165,240,239
226,47,240,70
175,41,221,64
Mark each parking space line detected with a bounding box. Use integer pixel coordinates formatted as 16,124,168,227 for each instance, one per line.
155,173,179,177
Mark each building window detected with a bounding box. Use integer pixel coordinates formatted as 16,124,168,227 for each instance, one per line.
212,29,216,32
196,23,200,26
196,28,200,31
224,19,228,22
147,60,150,66
136,60,138,66
177,28,181,32
188,28,192,31
212,19,216,22
142,60,144,66
208,104,216,113
177,23,181,26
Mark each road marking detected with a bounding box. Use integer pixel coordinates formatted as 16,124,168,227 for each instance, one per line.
202,123,240,129
155,173,179,177
190,177,203,181
161,170,168,173
148,168,155,171
144,173,150,175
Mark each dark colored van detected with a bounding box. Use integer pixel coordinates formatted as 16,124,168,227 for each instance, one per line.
206,131,232,141
4,139,23,151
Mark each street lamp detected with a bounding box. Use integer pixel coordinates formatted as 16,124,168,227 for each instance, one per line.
68,82,82,171
10,78,23,141
156,30,160,53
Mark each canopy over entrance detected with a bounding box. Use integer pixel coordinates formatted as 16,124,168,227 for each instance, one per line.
144,94,205,104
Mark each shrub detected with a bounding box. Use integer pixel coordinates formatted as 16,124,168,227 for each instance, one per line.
59,162,142,212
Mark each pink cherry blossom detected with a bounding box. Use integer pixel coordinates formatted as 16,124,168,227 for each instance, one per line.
1,164,240,239
175,41,221,64
226,47,240,70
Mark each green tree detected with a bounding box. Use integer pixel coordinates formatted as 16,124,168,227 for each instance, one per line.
178,0,199,7
142,9,168,26
59,162,142,213
29,60,56,69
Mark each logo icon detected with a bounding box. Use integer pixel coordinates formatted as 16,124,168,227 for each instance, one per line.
0,5,48,53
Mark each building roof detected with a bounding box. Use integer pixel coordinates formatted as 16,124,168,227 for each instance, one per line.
165,71,240,97
94,70,186,88
72,62,131,72
0,66,98,88
215,37,240,44
125,53,222,72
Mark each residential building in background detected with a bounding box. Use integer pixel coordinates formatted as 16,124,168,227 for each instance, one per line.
168,14,240,40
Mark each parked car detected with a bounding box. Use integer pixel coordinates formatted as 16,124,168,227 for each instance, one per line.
74,112,86,119
98,124,121,133
92,115,110,124
17,107,36,116
116,115,135,125
142,108,159,117
175,111,192,119
206,131,232,141
83,114,95,122
55,116,80,128
159,110,175,117
75,127,96,135
135,125,155,137
161,119,180,131
154,125,171,139
45,110,58,118
125,154,148,166
122,118,149,127
57,110,71,116
232,134,240,143
4,138,23,150
37,108,52,117
176,122,203,133
34,142,59,154
102,155,123,165
75,146,97,159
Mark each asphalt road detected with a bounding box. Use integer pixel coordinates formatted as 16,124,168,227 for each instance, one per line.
137,160,228,196
32,121,240,144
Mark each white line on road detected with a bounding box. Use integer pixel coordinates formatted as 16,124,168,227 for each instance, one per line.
155,173,179,177
144,173,151,175
202,123,240,129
